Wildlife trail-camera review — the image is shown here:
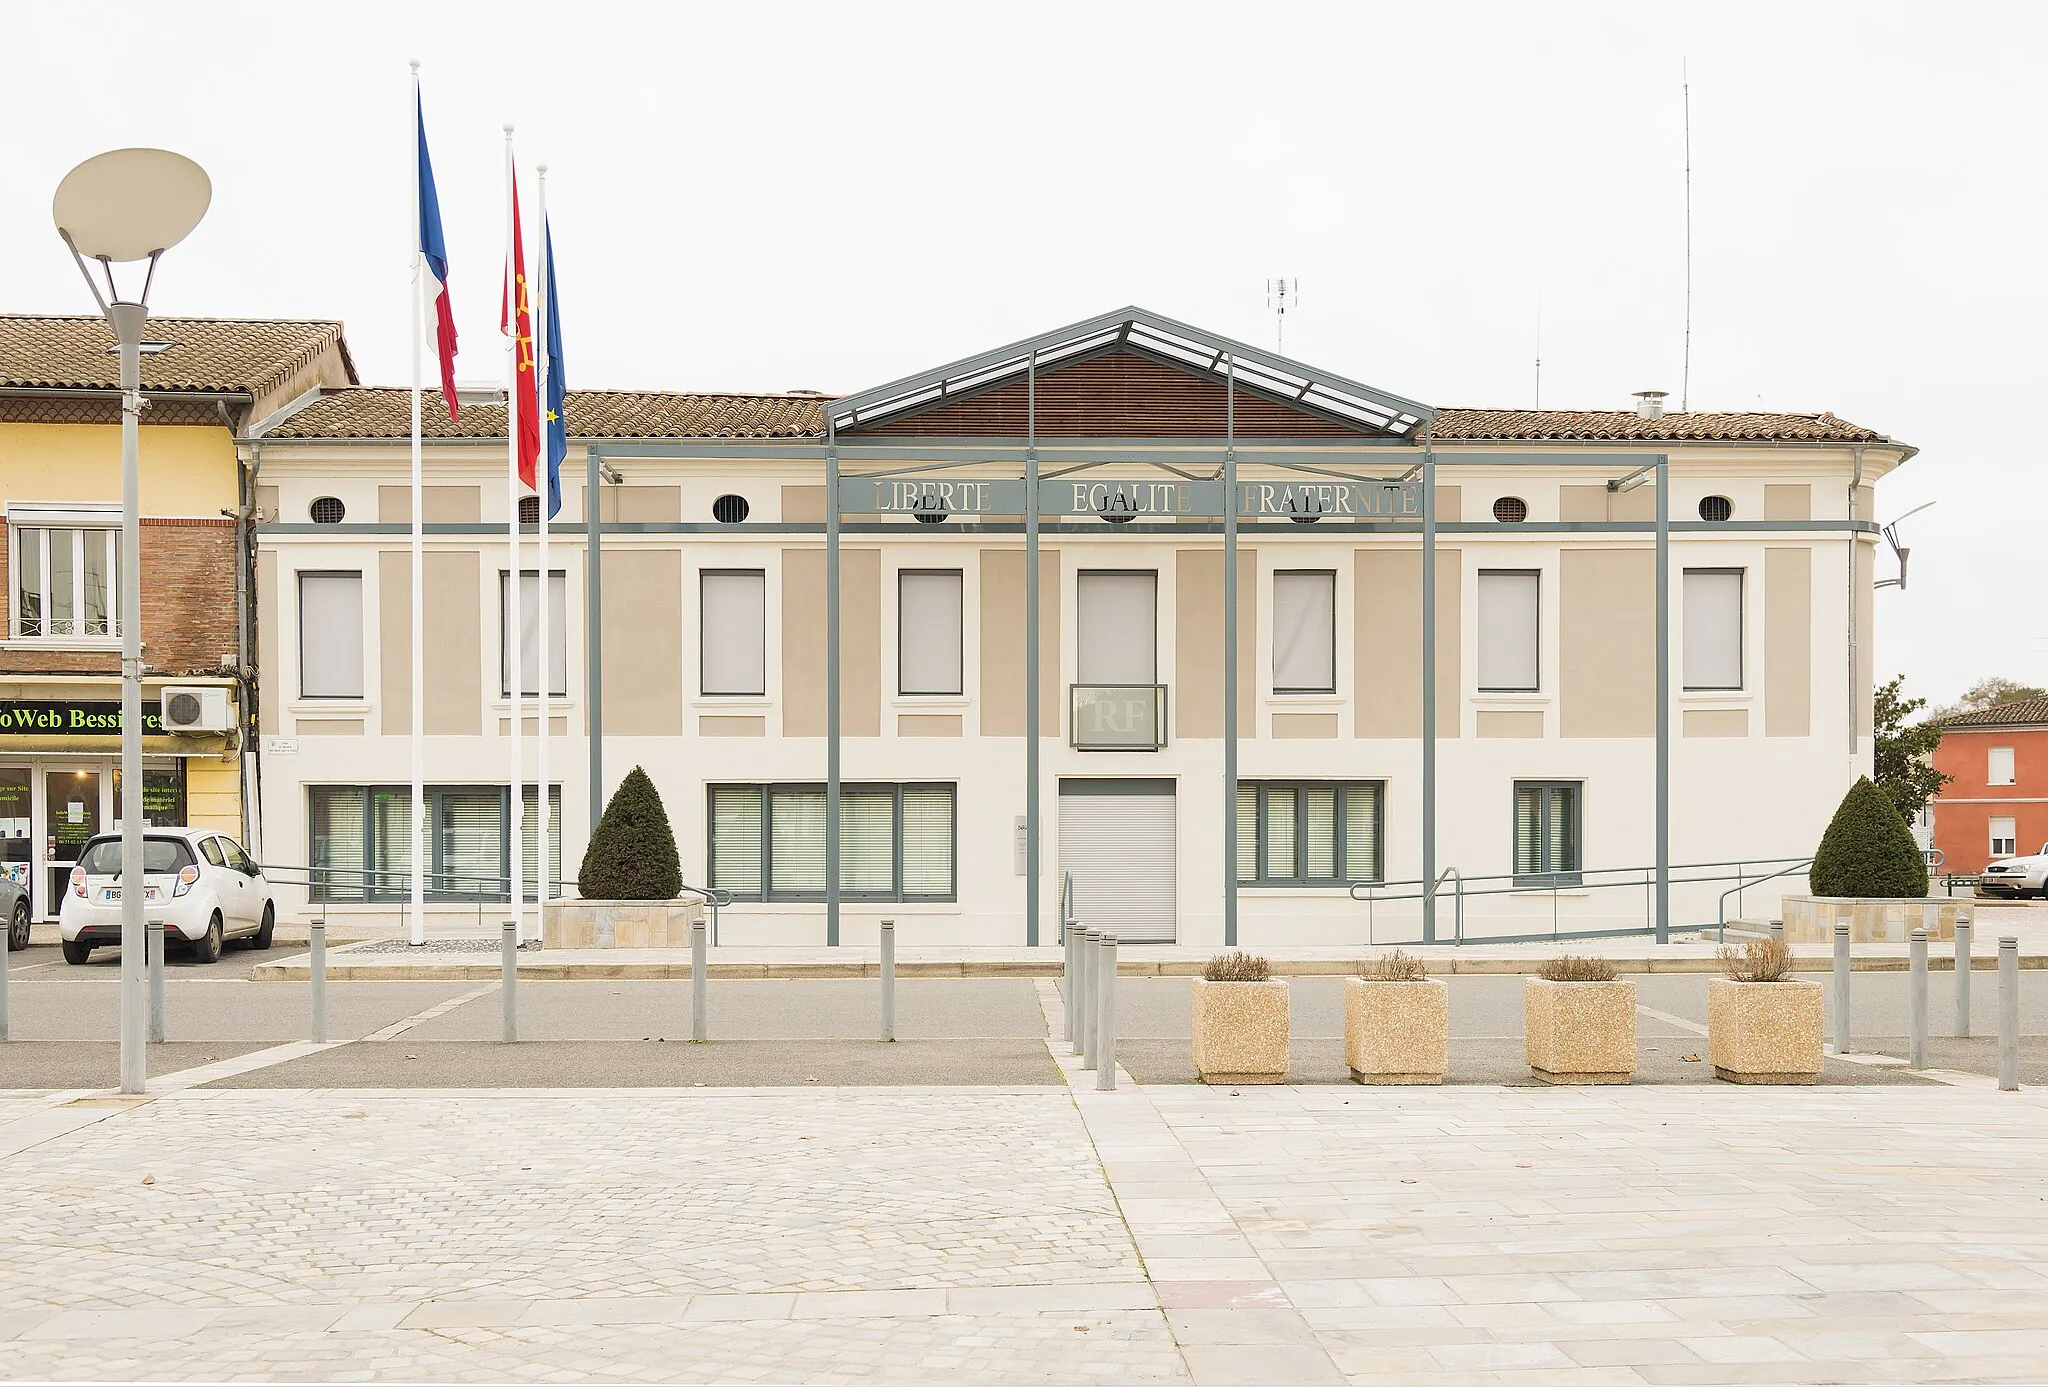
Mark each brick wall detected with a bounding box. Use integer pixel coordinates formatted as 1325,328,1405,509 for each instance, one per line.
0,517,239,677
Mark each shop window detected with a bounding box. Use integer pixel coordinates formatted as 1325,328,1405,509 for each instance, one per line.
1272,571,1336,694
701,570,766,696
1477,570,1540,692
9,507,120,641
1234,781,1382,885
708,782,955,902
499,570,569,697
308,783,561,902
1514,781,1581,886
898,570,964,696
112,765,187,829
1683,569,1744,690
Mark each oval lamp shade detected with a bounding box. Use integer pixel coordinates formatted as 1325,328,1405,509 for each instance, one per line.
53,148,211,263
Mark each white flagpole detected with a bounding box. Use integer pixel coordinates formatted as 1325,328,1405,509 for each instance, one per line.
534,163,552,944
408,62,426,947
504,125,525,944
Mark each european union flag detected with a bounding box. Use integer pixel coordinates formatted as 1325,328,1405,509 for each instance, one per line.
540,216,568,518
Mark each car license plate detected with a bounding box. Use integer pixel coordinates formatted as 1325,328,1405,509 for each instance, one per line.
101,887,160,903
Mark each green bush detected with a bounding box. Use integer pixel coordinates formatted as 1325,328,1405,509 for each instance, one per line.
576,766,683,901
1809,775,1928,899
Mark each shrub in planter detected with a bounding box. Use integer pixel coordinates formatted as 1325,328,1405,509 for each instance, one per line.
1525,954,1636,1085
1707,938,1822,1085
1810,775,1928,900
1345,950,1448,1085
576,766,683,901
1192,953,1289,1084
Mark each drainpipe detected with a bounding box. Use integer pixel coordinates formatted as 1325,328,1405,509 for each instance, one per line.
1846,444,1864,776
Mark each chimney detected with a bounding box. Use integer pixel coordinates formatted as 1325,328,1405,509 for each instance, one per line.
1633,390,1668,421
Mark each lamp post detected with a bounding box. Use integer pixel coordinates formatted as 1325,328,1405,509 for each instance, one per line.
53,148,211,1095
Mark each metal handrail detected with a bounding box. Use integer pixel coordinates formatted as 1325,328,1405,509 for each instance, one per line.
1420,866,1464,945
1715,858,1814,942
1059,871,1077,943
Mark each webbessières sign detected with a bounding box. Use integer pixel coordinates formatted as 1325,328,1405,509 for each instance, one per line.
0,700,166,736
837,477,1421,519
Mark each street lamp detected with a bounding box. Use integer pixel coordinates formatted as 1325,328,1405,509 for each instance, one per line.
53,148,210,1095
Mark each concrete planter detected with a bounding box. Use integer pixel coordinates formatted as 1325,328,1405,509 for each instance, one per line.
1191,979,1290,1084
1343,978,1448,1084
1781,895,1961,944
1706,977,1823,1084
1524,978,1637,1084
543,898,704,949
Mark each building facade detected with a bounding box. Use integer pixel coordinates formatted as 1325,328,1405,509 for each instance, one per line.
0,314,356,920
1932,698,2048,875
247,309,1911,945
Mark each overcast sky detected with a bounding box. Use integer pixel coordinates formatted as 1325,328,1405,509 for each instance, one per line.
8,1,2038,708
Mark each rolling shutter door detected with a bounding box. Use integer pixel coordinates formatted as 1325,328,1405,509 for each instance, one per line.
1059,779,1175,943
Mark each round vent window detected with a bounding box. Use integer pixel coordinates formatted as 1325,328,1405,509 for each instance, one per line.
518,495,541,525
913,510,948,525
1698,495,1734,522
712,494,750,525
165,691,202,726
1099,512,1136,525
309,496,345,524
1492,496,1529,523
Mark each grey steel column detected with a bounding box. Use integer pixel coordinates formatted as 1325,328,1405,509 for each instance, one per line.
501,919,517,1041
586,444,604,826
1654,456,1670,944
114,300,146,1094
1420,439,1437,945
1955,918,1972,1038
826,425,841,947
1024,355,1040,947
1997,937,2018,1091
1908,926,1928,1068
1095,933,1117,1091
147,920,165,1043
1832,922,1851,1054
309,920,327,1044
879,917,896,1042
691,918,707,1042
1222,357,1239,947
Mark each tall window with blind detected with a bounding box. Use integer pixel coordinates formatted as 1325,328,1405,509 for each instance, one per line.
9,506,120,641
499,569,569,697
708,783,955,901
898,570,964,695
1682,568,1744,690
1271,570,1336,694
1988,746,2016,786
298,572,364,699
1514,781,1581,886
1234,781,1382,885
306,784,561,902
1476,570,1540,693
701,569,767,696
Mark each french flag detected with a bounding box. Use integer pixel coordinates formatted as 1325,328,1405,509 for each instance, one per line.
416,90,459,420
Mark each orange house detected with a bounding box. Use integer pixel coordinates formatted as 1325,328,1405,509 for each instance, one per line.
1933,697,2048,874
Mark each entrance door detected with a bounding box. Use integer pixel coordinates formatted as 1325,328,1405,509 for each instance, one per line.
1059,779,1176,943
43,768,102,919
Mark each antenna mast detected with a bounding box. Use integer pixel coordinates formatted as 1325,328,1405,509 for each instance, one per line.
1682,60,1693,413
1266,277,1297,355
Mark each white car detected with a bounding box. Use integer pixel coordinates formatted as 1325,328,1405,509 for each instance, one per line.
1977,846,2048,900
59,828,275,965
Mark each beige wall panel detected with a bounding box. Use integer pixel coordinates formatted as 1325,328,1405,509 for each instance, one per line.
1855,541,1874,734
605,485,682,523
496,717,570,736
257,550,279,732
1433,485,1461,522
378,551,408,734
1477,710,1544,738
780,549,880,738
1559,485,1607,522
1560,549,1654,738
603,549,684,736
1854,485,1875,522
1684,708,1749,738
1765,547,1813,737
256,485,278,521
1175,548,1256,738
781,485,825,524
977,548,1060,736
1352,548,1460,739
378,485,480,523
1610,485,1655,522
1764,484,1812,521
423,551,481,734
1271,712,1337,739
899,713,963,737
700,716,765,737
842,548,881,737
297,718,363,736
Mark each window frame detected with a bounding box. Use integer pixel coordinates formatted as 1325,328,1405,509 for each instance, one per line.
9,512,121,643
699,568,768,697
297,569,366,700
1271,569,1338,695
897,568,965,696
1476,568,1542,694
1988,746,2016,787
498,568,570,699
306,783,563,903
707,781,957,903
1234,780,1384,886
1681,567,1746,692
1990,817,2017,858
1075,569,1159,686
1513,779,1583,887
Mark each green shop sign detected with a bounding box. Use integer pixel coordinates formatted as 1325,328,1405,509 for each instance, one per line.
0,700,166,736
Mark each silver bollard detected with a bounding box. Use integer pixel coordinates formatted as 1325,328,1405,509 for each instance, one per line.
1061,924,1075,1042
1095,934,1118,1091
1908,927,1928,1069
1999,937,2019,1091
1080,929,1100,1070
879,919,896,1043
1768,920,1784,943
1833,923,1852,1054
1955,919,1972,1039
1069,926,1087,1057
147,919,166,1044
501,920,517,1042
691,918,708,1043
309,921,327,1044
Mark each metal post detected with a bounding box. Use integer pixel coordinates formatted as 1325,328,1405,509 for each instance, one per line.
309,920,327,1044
147,919,165,1044
1420,437,1437,945
1908,926,1928,1069
114,299,147,1095
1222,356,1239,948
586,445,604,837
879,918,896,1042
1832,922,1851,1054
1080,928,1099,1068
1024,354,1040,948
1997,937,2018,1091
1653,455,1670,944
500,919,517,1042
0,912,9,1042
1955,918,1972,1038
691,917,707,1043
1769,920,1784,943
825,423,841,947
1061,917,1075,1041
1070,926,1088,1057
1095,933,1118,1091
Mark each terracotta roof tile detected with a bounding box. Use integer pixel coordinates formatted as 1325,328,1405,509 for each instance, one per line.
1944,697,2048,728
1429,409,1889,443
0,314,355,398
260,387,828,440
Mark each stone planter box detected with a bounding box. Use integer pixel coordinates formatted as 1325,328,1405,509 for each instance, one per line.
1707,977,1823,1084
1782,895,1961,944
543,898,705,949
1525,978,1637,1084
1343,978,1448,1084
1191,979,1290,1084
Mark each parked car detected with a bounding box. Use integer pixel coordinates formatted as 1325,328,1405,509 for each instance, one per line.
3,874,27,952
58,828,275,965
1977,845,2048,900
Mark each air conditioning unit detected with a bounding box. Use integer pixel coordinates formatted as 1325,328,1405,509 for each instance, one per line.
160,686,232,733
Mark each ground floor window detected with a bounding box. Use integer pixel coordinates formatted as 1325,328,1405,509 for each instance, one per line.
1990,816,2016,858
1514,780,1581,886
709,783,955,902
308,784,561,902
1235,781,1382,885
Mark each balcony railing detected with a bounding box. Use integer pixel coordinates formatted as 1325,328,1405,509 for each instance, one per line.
1070,684,1167,751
